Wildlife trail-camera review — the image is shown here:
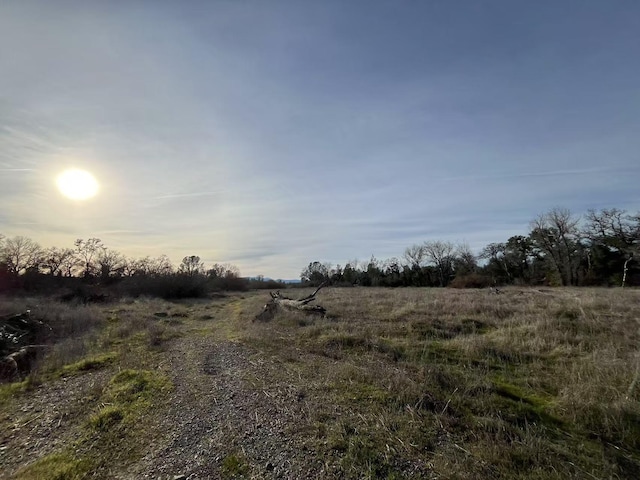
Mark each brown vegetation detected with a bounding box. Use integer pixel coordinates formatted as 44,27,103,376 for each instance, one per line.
235,286,640,478
1,287,639,478
254,283,327,322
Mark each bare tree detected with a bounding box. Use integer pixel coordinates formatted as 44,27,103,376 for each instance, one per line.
622,254,634,288
208,263,240,279
42,247,75,277
455,242,478,275
179,255,204,276
122,257,147,277
382,257,402,277
584,209,640,286
60,251,81,277
480,242,510,280
0,236,43,275
149,255,174,276
584,209,638,249
123,256,169,277
403,244,425,268
529,208,582,286
423,240,455,286
97,248,126,279
74,238,105,278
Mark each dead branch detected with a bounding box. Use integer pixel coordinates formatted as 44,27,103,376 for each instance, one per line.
1,310,51,356
255,282,328,322
622,254,633,288
0,345,51,382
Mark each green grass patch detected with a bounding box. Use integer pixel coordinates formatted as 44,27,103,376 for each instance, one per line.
0,378,30,403
222,452,250,478
60,352,117,376
59,370,172,475
325,420,409,479
89,405,125,432
410,318,490,339
492,378,563,428
337,379,391,404
104,369,171,405
18,369,173,478
14,453,89,480
319,334,406,361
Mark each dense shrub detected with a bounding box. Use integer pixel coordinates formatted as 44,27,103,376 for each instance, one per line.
210,276,249,292
116,275,209,299
448,273,494,289
113,274,250,298
247,278,287,290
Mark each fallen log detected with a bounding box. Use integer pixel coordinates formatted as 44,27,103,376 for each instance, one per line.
1,310,52,357
255,283,328,322
0,345,51,382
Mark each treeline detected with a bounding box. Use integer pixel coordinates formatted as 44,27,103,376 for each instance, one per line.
0,236,285,298
2,207,638,297
301,208,640,288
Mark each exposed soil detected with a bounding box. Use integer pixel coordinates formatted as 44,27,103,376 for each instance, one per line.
0,370,112,478
1,332,335,479
122,336,327,479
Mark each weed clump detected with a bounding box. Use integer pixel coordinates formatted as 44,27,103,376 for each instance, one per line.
60,352,117,376
89,405,125,432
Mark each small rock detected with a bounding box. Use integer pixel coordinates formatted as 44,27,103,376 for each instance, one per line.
173,475,187,480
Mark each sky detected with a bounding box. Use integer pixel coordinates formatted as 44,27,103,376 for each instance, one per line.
1,1,639,279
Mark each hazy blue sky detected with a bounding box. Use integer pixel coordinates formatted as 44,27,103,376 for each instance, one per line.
1,1,639,278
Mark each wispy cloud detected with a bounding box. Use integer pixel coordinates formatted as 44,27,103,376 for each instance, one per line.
154,191,223,200
435,166,639,182
1,1,639,278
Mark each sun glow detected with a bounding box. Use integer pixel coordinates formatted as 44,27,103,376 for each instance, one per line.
56,169,99,200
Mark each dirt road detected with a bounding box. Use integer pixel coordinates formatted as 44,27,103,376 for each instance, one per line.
122,336,326,479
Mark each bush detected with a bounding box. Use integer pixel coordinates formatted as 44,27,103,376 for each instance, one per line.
115,275,209,299
210,276,249,292
114,274,249,298
448,273,494,289
248,278,286,290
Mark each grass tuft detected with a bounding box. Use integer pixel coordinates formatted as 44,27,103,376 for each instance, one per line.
105,369,171,405
89,405,125,432
222,452,250,477
60,352,117,376
14,453,89,480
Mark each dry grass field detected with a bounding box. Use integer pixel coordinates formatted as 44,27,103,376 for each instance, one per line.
1,287,639,479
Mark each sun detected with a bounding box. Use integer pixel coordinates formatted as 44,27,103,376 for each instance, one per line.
56,169,99,200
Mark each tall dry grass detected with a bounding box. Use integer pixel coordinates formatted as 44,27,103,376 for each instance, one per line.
0,295,188,384
231,286,640,478
1,297,106,378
